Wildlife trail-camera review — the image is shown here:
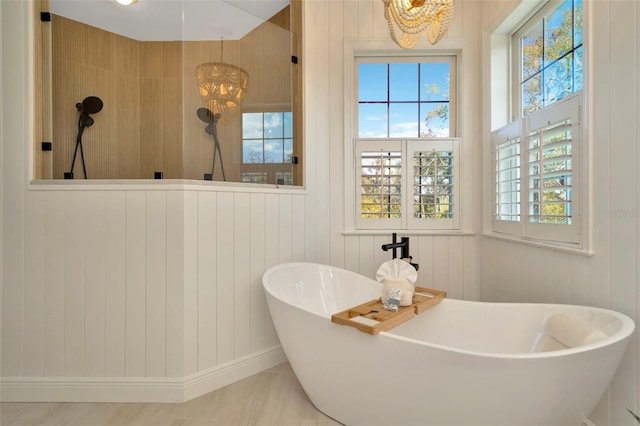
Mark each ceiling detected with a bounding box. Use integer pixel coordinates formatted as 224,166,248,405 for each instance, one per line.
49,0,290,41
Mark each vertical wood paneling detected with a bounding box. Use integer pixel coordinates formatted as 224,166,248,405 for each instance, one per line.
233,193,251,359
538,248,556,303
418,236,434,288
291,195,305,261
478,238,497,301
371,0,389,39
328,0,346,269
165,190,184,378
344,236,361,273
307,0,331,265
216,192,235,364
249,194,267,352
104,191,126,377
447,237,464,299
197,192,217,370
125,192,146,377
463,237,479,300
373,235,390,272
608,2,638,423
263,194,281,346
183,191,199,377
432,236,449,293
23,191,45,376
608,1,637,319
145,191,167,377
2,153,25,376
343,0,359,40
636,3,640,420
357,0,374,38
84,191,106,377
43,191,66,377
278,195,293,263
64,191,85,377
523,246,543,302
358,236,375,279
552,251,571,304
264,194,280,270
569,255,589,307
501,242,523,302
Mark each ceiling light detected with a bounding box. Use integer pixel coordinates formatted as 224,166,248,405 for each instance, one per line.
116,0,137,5
195,39,249,125
382,0,455,49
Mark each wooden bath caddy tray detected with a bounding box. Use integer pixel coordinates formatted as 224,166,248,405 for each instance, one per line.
331,287,446,335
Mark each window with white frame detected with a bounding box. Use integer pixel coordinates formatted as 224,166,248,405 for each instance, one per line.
352,56,460,231
356,138,460,230
492,93,582,245
241,111,293,185
514,0,583,117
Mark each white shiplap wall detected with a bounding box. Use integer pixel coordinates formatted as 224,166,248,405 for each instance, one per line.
2,186,305,401
305,0,482,296
1,0,484,403
480,0,640,424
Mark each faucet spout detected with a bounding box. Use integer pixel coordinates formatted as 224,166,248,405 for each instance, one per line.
381,242,406,251
380,233,409,259
381,233,419,270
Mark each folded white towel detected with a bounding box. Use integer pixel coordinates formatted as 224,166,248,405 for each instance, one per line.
545,314,608,348
376,259,418,284
382,278,414,306
377,259,418,307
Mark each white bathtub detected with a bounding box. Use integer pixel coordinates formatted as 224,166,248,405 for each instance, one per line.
262,262,634,426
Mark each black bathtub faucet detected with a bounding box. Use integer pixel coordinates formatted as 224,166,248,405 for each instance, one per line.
381,233,419,271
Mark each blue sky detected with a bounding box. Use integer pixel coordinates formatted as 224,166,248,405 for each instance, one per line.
358,62,451,138
242,112,292,163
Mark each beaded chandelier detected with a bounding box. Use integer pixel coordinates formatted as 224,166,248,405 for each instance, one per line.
195,39,249,124
382,0,455,49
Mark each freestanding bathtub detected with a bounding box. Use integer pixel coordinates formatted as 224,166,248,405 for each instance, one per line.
262,262,634,426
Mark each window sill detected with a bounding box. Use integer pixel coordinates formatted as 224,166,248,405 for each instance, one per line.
482,232,594,257
342,229,475,237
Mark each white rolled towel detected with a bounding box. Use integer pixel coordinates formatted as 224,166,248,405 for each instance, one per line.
377,259,418,307
382,278,415,306
545,314,608,348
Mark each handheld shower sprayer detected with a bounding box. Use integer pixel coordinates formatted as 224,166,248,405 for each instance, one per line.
65,96,103,179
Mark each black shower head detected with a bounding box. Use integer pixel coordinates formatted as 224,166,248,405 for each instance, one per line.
197,107,220,123
76,96,103,115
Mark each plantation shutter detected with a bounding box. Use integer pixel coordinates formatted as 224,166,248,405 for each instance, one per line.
491,94,582,245
492,120,523,236
356,140,403,229
524,95,581,243
355,139,461,230
407,139,460,230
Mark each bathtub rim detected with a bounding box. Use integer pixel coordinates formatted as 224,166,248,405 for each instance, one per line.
263,262,635,360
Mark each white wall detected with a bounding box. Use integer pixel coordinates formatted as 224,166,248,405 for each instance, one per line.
0,0,310,403
480,0,640,424
304,0,482,299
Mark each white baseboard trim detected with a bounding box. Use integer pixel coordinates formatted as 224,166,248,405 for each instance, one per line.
0,345,287,403
183,345,287,402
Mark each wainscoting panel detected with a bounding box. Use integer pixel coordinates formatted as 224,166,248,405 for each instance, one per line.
43,191,67,378
104,191,127,377
84,191,107,378
1,185,307,402
335,234,479,300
